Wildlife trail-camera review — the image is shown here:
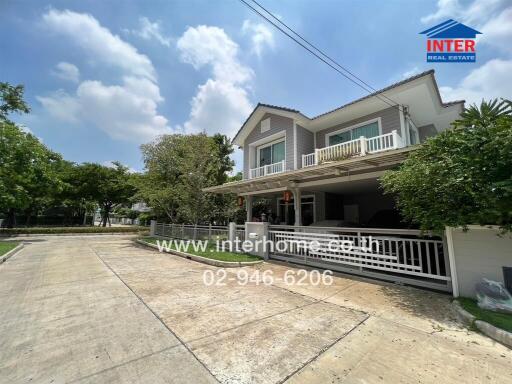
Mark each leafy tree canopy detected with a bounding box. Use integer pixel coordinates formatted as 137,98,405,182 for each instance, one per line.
0,82,30,122
381,99,512,233
137,133,237,224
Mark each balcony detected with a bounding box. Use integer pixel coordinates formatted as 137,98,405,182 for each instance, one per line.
249,159,286,179
302,130,403,168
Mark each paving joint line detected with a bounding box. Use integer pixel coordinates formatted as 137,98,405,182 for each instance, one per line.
277,314,371,384
68,344,182,383
89,245,221,383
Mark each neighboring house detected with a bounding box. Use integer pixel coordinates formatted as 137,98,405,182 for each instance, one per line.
131,202,151,213
204,70,464,228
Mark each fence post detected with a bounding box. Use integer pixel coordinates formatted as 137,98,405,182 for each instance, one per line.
150,220,157,237
228,222,236,242
182,223,185,239
208,223,212,241
193,224,197,240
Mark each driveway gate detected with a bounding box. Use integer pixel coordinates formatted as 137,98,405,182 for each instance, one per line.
267,225,452,292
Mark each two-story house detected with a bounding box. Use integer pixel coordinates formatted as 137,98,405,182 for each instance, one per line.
205,70,464,229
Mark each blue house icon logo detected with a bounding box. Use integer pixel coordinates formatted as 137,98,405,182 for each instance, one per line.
420,19,482,63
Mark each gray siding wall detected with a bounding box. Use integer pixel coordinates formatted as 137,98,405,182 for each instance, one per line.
418,124,436,143
243,113,294,179
315,106,401,149
296,124,314,168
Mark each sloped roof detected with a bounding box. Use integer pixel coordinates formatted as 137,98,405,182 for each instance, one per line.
232,70,464,144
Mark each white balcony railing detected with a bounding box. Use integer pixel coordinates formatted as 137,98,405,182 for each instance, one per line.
302,130,402,168
249,160,286,179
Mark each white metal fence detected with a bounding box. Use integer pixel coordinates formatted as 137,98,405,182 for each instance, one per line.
154,223,229,241
268,225,451,291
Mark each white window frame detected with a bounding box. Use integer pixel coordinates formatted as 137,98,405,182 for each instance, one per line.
256,137,286,167
325,117,382,147
277,194,316,223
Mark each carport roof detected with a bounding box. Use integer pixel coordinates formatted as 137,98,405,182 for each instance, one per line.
203,146,415,195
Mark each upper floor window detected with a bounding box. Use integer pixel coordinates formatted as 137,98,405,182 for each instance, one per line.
328,120,380,146
258,139,285,166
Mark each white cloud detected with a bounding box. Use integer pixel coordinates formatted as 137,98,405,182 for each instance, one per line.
102,160,138,173
38,77,170,142
177,25,253,85
401,66,423,79
127,17,172,47
439,59,512,105
177,25,255,138
39,9,171,143
37,89,81,123
421,0,504,25
43,9,156,81
242,20,275,57
52,62,80,83
478,7,512,54
182,79,253,136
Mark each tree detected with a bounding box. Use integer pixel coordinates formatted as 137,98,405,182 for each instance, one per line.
138,133,236,224
77,162,136,226
0,82,30,123
381,99,512,233
0,122,64,227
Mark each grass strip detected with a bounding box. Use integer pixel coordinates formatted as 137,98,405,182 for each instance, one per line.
141,236,261,262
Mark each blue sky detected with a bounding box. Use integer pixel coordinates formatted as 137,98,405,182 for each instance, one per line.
1,0,511,172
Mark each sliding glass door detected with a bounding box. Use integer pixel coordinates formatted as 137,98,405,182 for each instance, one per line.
259,140,285,167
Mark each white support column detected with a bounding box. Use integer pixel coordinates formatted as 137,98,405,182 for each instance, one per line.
293,188,302,226
359,136,366,156
399,106,407,147
246,195,253,222
392,130,399,149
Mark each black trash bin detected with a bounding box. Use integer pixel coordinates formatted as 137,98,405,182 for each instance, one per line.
503,266,512,294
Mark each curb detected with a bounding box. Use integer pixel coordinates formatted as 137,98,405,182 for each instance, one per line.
0,232,145,238
452,300,512,349
0,243,24,264
135,239,263,268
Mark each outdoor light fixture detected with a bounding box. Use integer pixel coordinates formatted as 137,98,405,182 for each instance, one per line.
283,190,293,203
237,196,245,207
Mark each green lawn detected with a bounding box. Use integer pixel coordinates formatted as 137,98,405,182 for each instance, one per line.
458,297,512,333
140,237,261,262
0,241,19,256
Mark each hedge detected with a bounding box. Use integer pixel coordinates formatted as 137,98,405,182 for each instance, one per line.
0,226,150,235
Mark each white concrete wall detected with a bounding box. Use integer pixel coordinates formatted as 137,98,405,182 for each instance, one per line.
448,226,512,298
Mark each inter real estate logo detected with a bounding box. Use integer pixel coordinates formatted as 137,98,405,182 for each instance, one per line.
420,19,482,63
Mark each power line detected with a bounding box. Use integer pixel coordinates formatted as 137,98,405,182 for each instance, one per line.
238,0,405,113
248,0,401,108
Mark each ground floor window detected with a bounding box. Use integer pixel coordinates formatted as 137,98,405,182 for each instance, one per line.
277,196,315,226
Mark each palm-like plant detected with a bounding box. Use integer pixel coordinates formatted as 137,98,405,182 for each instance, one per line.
455,98,512,128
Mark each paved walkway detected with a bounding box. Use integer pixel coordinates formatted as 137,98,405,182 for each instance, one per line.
0,236,510,383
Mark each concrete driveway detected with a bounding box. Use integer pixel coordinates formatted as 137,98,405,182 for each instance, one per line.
0,235,510,384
